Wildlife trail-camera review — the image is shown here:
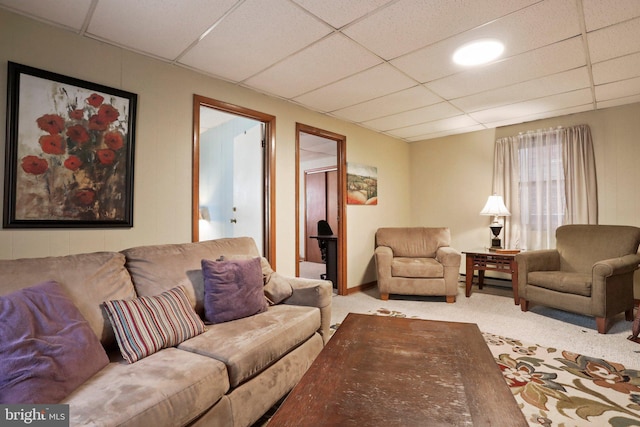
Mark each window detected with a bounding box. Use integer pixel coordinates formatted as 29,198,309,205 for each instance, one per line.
518,130,565,248
493,125,597,250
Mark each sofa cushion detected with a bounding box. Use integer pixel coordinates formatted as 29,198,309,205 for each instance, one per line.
202,258,268,324
103,286,206,363
528,271,592,297
0,281,109,404
391,257,444,278
0,252,135,348
122,237,262,317
64,348,229,427
178,304,320,388
264,272,294,305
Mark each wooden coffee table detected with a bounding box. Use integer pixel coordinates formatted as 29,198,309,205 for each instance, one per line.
268,313,527,426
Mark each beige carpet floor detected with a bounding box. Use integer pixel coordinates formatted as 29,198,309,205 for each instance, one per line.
330,281,640,368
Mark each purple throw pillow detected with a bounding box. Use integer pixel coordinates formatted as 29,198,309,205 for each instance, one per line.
202,257,268,324
0,281,109,404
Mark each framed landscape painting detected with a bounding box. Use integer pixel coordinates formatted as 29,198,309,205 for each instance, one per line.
347,162,378,205
3,62,137,228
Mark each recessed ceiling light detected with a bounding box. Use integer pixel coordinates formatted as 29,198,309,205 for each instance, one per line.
453,39,504,66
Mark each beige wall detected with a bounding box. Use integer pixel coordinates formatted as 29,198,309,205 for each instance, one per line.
0,10,411,288
410,102,640,295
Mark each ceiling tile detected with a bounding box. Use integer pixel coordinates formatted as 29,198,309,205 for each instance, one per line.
597,94,640,109
588,17,640,64
426,37,586,99
243,34,382,99
469,88,593,123
595,76,640,102
343,0,538,60
592,52,640,85
330,86,444,123
293,63,417,113
487,104,594,129
451,68,591,112
88,0,239,60
363,102,462,132
0,0,92,30
179,0,332,82
386,115,481,139
291,0,394,29
406,124,487,142
582,0,640,31
392,0,580,84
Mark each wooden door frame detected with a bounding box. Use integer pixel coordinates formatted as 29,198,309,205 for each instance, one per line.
295,123,347,296
192,95,276,266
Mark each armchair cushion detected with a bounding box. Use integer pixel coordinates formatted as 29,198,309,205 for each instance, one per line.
392,257,443,278
375,227,451,258
528,271,591,296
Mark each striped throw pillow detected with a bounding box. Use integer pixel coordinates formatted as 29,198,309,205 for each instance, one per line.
103,286,205,363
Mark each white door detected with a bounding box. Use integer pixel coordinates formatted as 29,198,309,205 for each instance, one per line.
232,124,263,252
198,112,263,255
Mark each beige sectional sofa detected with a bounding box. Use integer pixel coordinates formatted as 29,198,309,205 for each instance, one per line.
0,237,332,427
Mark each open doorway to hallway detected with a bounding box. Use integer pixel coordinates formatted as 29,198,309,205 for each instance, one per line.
296,123,346,295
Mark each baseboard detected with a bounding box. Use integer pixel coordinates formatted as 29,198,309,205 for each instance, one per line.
346,281,376,295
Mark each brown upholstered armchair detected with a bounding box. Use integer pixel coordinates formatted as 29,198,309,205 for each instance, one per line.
516,224,640,334
374,227,461,302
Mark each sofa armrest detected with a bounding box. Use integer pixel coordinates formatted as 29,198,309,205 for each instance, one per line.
374,246,393,279
593,254,640,278
436,246,461,267
283,277,333,345
516,250,560,297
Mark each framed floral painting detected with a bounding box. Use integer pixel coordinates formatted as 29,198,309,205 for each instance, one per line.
3,62,137,228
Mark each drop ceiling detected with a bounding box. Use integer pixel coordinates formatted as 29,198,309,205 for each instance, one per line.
2,0,639,142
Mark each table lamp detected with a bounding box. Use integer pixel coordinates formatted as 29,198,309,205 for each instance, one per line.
480,194,510,249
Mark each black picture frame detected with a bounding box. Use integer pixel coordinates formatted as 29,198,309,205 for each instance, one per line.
3,62,137,228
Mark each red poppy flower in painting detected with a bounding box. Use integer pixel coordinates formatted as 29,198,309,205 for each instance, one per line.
36,114,65,135
96,149,116,165
88,114,109,131
39,134,66,155
21,155,49,175
64,155,82,171
104,131,124,151
69,109,84,120
98,104,120,123
74,189,96,205
66,124,90,144
86,93,104,108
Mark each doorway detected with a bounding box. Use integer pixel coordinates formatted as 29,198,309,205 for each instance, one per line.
192,95,276,263
296,123,346,295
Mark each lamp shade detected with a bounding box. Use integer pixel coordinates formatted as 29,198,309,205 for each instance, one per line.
480,195,510,217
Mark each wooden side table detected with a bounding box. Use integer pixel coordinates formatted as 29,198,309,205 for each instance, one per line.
463,250,520,305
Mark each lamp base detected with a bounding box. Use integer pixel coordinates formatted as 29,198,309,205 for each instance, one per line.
490,237,502,249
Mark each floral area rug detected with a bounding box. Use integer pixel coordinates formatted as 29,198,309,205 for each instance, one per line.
331,309,640,426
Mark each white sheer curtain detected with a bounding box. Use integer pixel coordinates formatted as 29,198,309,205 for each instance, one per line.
493,124,597,250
